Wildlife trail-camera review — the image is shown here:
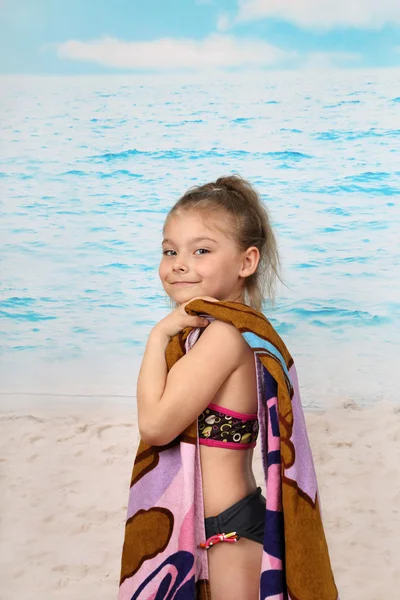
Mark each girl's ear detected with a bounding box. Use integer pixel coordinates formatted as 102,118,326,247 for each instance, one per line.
240,246,260,277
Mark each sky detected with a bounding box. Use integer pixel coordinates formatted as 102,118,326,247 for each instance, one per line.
1,0,400,74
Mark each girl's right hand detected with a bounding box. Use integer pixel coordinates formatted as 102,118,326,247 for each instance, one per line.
153,296,219,340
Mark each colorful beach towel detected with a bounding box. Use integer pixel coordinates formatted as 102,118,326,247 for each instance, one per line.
118,299,339,599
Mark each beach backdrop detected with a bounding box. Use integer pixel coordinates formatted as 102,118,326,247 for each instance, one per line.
1,1,400,598
1,69,399,408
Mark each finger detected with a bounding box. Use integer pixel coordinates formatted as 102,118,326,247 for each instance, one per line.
193,316,210,327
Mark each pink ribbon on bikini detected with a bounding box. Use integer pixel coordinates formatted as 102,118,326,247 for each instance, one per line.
199,531,240,549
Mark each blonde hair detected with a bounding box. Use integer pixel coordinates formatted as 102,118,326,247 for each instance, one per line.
162,174,286,313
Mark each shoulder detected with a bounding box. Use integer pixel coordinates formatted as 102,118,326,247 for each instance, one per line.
189,319,248,367
201,318,242,339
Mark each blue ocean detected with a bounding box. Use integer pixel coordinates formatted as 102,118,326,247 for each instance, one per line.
1,69,399,408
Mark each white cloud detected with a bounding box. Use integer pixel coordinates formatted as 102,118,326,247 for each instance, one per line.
57,34,289,70
236,0,400,29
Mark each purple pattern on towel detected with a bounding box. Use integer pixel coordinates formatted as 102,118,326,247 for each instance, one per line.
127,443,182,519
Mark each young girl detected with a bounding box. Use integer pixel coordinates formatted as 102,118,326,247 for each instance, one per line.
135,174,283,600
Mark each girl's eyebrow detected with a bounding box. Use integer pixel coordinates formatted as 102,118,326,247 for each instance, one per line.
161,236,218,245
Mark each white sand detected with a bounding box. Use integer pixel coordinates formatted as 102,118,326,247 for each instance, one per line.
0,397,399,599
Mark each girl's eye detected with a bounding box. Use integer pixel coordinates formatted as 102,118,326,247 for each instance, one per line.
162,249,210,256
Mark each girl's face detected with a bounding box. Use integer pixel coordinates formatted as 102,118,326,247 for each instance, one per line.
159,210,251,306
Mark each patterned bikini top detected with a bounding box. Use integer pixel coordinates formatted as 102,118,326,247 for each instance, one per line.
198,402,259,450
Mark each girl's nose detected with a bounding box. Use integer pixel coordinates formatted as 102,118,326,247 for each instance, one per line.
173,263,188,272
172,257,188,272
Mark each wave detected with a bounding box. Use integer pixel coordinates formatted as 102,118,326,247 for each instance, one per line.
0,309,56,322
287,305,391,328
280,128,302,133
58,169,143,178
91,148,312,162
101,263,131,269
343,171,391,182
232,117,253,123
0,297,36,308
324,100,362,108
314,129,400,141
320,183,399,196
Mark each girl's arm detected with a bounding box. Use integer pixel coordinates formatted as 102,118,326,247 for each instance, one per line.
136,328,170,440
137,319,246,446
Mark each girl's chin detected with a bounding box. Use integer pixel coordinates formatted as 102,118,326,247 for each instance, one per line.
173,290,204,305
174,291,199,302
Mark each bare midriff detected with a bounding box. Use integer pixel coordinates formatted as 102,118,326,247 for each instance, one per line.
200,444,258,517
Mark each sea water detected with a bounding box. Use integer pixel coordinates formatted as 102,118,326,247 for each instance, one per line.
1,68,399,408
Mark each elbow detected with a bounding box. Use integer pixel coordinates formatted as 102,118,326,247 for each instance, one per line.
139,421,170,447
140,431,165,446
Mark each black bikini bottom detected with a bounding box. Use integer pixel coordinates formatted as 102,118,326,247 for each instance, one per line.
204,486,266,546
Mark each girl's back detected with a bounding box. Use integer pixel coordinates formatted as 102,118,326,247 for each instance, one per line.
198,320,259,518
197,321,263,600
